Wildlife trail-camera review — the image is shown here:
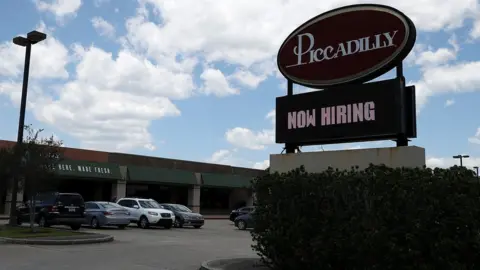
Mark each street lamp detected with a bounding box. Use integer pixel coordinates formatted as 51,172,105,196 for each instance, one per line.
8,30,46,226
453,154,470,167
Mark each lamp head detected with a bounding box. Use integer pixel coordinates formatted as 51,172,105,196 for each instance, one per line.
12,36,28,47
27,30,47,44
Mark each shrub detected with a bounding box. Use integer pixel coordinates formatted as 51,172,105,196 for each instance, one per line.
251,165,480,270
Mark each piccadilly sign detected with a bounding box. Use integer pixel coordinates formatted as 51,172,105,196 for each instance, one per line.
277,4,417,88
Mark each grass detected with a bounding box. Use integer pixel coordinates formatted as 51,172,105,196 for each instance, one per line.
0,226,86,239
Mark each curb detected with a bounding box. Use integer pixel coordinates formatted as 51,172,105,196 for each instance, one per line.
199,257,266,270
0,235,114,245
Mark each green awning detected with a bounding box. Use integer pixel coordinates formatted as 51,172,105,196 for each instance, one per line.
201,173,252,188
128,166,197,185
55,160,121,180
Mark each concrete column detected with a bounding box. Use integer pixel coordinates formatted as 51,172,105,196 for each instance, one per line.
4,189,24,215
111,180,126,201
188,185,201,213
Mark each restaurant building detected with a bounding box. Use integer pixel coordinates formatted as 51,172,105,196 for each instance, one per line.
0,140,264,215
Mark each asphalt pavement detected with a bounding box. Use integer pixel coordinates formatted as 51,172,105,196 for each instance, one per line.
0,220,257,270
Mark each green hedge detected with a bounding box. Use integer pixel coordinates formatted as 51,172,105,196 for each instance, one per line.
251,165,480,270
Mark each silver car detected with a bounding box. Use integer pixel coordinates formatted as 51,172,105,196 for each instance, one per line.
84,201,131,229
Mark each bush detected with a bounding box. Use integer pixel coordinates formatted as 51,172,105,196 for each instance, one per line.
251,165,480,270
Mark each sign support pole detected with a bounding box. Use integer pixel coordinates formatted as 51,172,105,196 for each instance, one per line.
395,62,409,147
285,80,298,154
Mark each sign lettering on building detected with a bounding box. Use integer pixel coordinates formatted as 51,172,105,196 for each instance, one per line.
57,163,112,175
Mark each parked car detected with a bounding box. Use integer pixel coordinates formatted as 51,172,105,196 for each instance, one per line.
234,212,255,230
16,192,85,230
84,201,131,229
159,203,204,229
116,197,175,229
229,206,255,222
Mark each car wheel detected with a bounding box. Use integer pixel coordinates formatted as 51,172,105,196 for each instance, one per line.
174,219,183,228
237,220,247,230
193,225,202,229
138,216,149,229
90,217,99,229
118,225,127,229
38,216,49,228
70,224,81,231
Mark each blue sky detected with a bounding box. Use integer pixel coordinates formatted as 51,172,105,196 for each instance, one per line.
0,0,480,169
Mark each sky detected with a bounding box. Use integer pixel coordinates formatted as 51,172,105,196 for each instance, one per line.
0,0,480,170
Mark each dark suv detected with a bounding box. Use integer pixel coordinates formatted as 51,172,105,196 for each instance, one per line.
16,192,86,230
229,206,255,222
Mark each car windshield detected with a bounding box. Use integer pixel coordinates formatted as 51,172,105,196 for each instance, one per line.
99,202,122,209
139,200,160,209
171,204,192,213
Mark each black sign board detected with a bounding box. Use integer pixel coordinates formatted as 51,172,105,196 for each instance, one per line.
276,79,415,145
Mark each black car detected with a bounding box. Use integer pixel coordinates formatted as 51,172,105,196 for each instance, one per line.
16,192,86,230
229,206,255,222
234,212,254,230
159,203,204,228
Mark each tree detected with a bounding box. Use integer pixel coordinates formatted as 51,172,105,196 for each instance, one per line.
9,125,63,231
251,165,480,269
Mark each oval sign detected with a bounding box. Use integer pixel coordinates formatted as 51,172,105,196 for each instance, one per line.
277,4,416,89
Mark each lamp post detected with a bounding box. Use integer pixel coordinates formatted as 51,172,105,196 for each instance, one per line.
8,30,46,226
453,154,469,167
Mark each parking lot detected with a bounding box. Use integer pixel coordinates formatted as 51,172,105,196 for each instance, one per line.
0,220,257,270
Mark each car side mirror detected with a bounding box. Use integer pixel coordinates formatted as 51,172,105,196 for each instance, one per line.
132,205,139,209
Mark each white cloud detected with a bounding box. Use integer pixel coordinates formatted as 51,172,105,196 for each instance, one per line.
468,128,480,145
444,99,455,107
253,159,269,170
126,0,478,70
415,35,459,68
34,0,82,21
266,109,275,126
415,48,457,67
94,0,110,7
470,13,480,39
32,45,192,151
206,148,256,167
413,61,480,109
229,69,267,89
0,32,69,80
91,17,115,38
0,23,195,151
207,149,234,164
225,110,276,150
200,68,239,97
225,127,274,150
